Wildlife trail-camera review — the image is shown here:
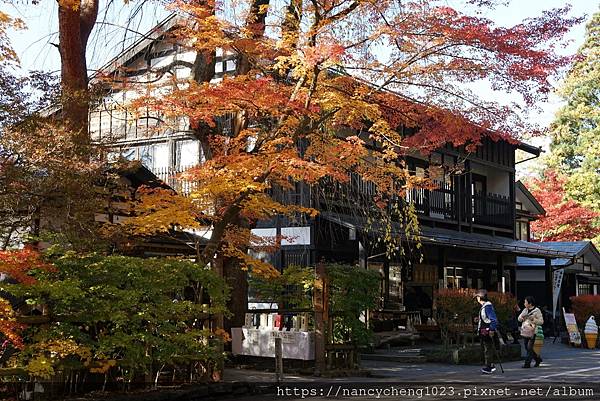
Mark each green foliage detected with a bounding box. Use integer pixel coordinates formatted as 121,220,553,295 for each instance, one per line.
249,263,379,346
1,253,230,381
248,265,314,308
547,11,600,244
327,264,380,346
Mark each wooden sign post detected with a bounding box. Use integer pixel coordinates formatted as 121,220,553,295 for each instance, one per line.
314,263,329,374
275,337,283,383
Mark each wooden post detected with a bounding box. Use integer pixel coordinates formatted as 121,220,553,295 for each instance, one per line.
455,169,462,231
509,266,516,297
466,159,473,232
437,247,446,290
497,255,504,293
545,258,552,308
509,172,516,239
483,266,491,291
275,337,283,383
212,257,225,381
314,262,328,375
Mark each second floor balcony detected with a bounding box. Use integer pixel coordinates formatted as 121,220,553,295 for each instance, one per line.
408,181,513,229
319,174,514,231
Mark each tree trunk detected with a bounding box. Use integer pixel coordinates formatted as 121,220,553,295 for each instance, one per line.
189,0,271,333
57,0,98,141
223,256,248,332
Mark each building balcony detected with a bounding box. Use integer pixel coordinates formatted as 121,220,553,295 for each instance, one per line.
408,182,513,229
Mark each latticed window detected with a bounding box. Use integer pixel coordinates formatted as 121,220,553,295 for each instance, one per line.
578,283,593,296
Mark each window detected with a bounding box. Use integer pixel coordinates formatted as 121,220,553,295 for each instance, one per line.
226,59,237,71
176,140,200,168
446,266,465,289
107,148,135,163
154,143,170,170
139,143,170,172
578,283,593,296
516,220,529,241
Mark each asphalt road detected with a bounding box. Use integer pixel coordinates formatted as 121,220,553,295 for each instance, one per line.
223,340,600,401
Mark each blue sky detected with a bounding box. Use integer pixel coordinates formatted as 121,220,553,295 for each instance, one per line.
1,0,598,159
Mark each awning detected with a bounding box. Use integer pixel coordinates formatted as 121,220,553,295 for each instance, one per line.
320,212,572,259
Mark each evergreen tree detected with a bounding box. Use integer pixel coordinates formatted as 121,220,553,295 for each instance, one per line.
549,10,600,210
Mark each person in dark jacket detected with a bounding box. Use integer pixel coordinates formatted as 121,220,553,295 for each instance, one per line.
475,289,499,374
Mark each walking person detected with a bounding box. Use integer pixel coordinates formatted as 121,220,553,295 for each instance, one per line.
475,289,499,374
518,296,544,368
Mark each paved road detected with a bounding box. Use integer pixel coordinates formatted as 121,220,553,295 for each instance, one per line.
223,340,600,401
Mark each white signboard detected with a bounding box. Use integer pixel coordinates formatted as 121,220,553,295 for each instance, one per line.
553,269,565,319
563,308,581,346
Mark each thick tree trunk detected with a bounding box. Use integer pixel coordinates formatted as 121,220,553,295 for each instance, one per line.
189,0,272,332
223,256,248,332
57,0,98,140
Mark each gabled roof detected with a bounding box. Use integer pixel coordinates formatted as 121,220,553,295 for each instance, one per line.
517,241,600,268
91,13,181,81
516,180,545,216
116,163,171,189
516,142,542,156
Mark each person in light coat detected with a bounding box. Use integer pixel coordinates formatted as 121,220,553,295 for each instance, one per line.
518,295,544,368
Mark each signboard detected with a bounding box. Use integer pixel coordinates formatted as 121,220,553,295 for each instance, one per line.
553,269,565,319
563,308,582,346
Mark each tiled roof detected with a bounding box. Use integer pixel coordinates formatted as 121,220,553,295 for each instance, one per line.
517,241,592,267
320,213,572,258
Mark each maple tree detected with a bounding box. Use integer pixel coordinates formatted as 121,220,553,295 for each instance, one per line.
0,249,55,351
119,1,581,289
527,170,600,243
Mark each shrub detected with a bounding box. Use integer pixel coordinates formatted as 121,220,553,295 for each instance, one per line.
250,263,380,347
1,253,230,385
570,295,600,327
435,288,475,321
327,264,380,346
434,289,517,347
248,265,314,309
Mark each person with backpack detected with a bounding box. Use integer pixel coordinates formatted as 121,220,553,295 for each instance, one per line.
475,289,499,374
518,296,544,368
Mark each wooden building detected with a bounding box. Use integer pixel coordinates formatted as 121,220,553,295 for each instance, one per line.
87,15,573,327
517,241,600,314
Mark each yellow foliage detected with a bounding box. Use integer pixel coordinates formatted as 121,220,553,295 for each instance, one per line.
26,339,93,378
26,356,55,379
89,359,117,374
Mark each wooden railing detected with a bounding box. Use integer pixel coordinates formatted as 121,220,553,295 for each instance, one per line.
408,180,455,220
152,165,197,195
153,167,513,230
321,176,513,229
471,191,512,228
